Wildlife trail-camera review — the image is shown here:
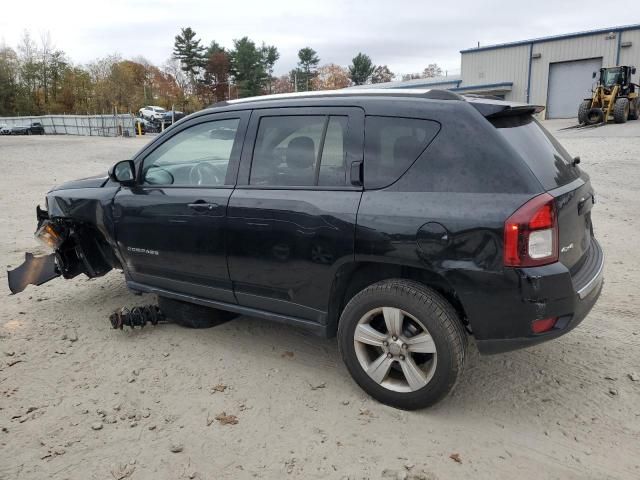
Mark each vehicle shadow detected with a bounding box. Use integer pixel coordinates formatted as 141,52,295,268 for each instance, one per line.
74,277,607,421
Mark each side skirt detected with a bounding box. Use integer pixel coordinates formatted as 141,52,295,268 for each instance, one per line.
126,280,329,337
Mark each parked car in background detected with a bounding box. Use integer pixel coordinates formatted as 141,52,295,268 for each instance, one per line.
134,117,156,135
8,89,604,410
139,106,166,121
0,125,11,135
161,110,186,123
11,122,45,135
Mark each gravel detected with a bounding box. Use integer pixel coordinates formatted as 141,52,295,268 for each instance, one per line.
1,121,639,479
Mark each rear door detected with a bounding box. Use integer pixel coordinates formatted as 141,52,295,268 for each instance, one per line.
226,107,364,322
113,111,249,302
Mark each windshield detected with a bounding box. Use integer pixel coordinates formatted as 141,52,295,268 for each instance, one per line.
491,115,580,190
154,107,166,113
601,68,623,87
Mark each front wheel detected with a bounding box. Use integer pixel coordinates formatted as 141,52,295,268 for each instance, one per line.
613,97,630,123
158,297,236,329
578,100,591,124
338,280,467,410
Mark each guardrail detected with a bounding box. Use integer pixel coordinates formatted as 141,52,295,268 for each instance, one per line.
0,114,136,137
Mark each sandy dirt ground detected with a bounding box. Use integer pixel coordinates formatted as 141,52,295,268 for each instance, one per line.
0,120,639,480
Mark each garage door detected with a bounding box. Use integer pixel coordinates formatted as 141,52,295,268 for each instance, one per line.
546,58,602,119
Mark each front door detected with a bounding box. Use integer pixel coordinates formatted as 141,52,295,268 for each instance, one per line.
227,107,364,323
114,112,249,303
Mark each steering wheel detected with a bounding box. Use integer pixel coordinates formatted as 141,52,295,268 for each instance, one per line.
188,163,224,186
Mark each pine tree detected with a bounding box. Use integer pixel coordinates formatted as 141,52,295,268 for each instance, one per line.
173,27,205,90
229,37,268,98
296,47,320,91
349,53,375,85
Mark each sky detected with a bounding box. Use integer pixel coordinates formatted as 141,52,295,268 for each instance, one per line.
0,0,637,78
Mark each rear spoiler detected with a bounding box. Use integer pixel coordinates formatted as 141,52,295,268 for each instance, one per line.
464,96,545,118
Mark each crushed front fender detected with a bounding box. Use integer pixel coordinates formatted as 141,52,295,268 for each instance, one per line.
7,252,60,294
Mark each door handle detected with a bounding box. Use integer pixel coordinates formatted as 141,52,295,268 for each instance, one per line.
188,201,219,211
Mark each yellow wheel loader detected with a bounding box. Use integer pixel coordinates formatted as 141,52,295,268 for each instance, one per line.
578,66,639,125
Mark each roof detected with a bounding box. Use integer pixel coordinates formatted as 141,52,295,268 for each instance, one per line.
461,23,640,53
222,88,461,105
205,89,543,119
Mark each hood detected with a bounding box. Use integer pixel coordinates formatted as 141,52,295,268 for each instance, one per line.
51,173,109,191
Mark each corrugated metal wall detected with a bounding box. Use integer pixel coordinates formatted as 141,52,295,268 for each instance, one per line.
461,45,530,101
461,27,640,116
529,33,618,108
619,29,640,67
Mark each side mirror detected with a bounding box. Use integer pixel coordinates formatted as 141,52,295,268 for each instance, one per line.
632,67,637,75
109,160,136,186
592,71,596,79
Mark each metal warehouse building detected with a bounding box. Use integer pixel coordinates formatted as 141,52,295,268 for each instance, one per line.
360,24,640,119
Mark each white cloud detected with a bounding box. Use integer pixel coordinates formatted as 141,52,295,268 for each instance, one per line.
0,0,634,77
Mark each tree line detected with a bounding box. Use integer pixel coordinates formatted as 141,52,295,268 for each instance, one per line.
0,28,444,116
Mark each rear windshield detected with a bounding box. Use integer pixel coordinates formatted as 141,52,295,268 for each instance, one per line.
490,115,579,190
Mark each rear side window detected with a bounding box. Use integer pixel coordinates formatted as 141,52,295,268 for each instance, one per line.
250,115,348,187
490,115,579,189
364,116,440,189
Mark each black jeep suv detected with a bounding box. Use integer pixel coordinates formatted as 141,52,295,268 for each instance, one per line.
9,90,603,409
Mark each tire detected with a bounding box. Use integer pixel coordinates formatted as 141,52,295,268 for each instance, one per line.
613,97,629,123
585,108,604,125
578,100,591,124
158,296,236,329
338,279,467,410
629,98,639,121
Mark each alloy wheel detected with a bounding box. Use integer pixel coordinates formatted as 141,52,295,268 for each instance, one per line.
353,307,437,392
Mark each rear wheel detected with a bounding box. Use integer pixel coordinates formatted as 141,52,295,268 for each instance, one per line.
337,279,467,410
578,100,591,124
613,98,630,123
628,98,639,120
158,297,236,329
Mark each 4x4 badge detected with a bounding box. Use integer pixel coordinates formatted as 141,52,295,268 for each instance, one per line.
561,243,574,253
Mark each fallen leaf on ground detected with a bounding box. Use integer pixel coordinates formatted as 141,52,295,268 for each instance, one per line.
212,384,227,393
450,453,462,463
281,351,294,358
215,412,238,425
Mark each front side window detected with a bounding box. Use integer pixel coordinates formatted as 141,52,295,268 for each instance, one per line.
250,115,348,187
142,118,240,186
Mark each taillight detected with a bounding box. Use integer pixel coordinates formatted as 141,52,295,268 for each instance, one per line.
504,193,558,267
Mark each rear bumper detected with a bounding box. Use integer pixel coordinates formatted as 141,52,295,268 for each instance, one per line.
474,238,604,354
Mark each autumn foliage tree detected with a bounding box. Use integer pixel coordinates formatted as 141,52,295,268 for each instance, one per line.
312,64,351,90
422,63,443,78
371,65,395,84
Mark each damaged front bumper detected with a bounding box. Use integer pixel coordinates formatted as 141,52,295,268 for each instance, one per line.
7,206,114,294
8,252,60,294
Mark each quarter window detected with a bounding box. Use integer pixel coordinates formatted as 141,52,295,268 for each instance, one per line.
364,116,440,189
250,115,349,187
142,118,240,186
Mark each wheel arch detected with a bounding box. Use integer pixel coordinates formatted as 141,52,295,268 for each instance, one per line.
326,261,468,337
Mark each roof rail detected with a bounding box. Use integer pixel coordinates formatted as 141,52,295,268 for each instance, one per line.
209,88,464,108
